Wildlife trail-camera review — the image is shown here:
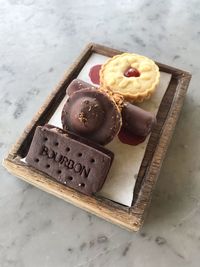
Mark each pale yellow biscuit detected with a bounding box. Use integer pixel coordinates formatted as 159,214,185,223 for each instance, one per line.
100,53,160,102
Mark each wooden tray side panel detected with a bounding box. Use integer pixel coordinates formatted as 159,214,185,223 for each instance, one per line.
131,74,191,226
132,75,179,204
2,158,140,231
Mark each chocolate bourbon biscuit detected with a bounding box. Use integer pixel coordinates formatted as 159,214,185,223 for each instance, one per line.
26,125,114,195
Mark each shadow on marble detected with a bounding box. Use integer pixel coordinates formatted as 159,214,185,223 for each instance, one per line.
142,96,199,231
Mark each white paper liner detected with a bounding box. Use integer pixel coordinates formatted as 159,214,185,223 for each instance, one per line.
48,53,172,206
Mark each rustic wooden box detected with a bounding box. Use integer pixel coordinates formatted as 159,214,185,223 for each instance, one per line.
2,43,191,231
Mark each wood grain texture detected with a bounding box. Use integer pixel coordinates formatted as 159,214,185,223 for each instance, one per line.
2,43,191,231
131,74,191,225
2,158,140,231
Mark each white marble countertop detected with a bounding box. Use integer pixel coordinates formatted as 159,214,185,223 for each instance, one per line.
0,0,200,266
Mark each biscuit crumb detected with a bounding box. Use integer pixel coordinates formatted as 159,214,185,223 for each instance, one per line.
78,112,87,123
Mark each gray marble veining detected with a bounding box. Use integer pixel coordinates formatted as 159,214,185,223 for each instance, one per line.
0,0,200,266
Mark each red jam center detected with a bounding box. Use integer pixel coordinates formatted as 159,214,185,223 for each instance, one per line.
89,64,102,85
124,67,140,78
118,127,146,146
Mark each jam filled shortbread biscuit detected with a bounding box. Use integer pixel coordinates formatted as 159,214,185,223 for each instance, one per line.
100,53,160,102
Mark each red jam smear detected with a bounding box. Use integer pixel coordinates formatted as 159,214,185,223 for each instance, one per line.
124,67,140,77
89,64,102,85
118,127,146,146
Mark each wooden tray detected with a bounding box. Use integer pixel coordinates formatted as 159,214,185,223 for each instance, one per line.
2,43,191,231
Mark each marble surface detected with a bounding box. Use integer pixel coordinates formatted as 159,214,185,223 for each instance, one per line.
0,0,200,266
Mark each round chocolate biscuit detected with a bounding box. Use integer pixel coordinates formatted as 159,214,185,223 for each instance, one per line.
61,88,122,145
